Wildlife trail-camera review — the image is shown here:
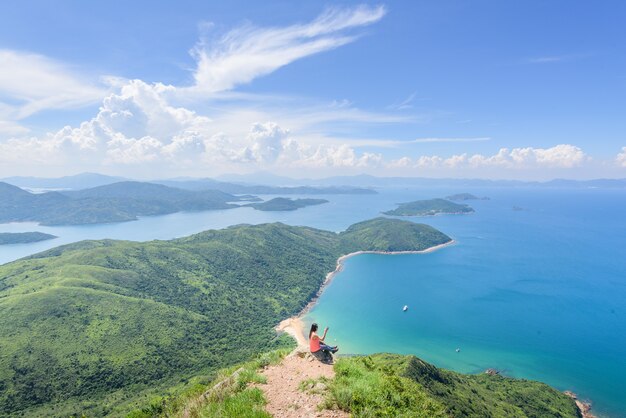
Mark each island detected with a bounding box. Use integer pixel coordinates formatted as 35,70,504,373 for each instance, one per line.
245,197,329,211
0,232,57,245
0,181,250,226
445,192,490,201
383,198,474,217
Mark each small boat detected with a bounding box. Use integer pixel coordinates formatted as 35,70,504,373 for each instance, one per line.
403,305,408,312
455,348,461,353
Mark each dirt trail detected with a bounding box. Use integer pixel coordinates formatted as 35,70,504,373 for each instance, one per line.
258,352,348,418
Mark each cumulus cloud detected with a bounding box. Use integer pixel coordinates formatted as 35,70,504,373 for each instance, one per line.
240,122,290,163
388,145,588,170
0,79,384,172
189,4,386,93
0,49,106,119
617,147,626,167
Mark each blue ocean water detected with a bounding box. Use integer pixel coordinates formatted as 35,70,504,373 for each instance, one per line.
1,187,625,416
306,188,626,418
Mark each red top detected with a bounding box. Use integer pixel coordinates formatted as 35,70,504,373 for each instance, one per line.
310,333,321,352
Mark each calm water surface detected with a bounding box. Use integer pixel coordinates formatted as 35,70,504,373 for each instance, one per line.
307,189,626,418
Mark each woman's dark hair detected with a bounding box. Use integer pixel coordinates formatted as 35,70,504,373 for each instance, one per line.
309,323,318,339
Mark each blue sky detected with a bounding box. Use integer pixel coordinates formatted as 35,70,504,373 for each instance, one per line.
0,1,625,179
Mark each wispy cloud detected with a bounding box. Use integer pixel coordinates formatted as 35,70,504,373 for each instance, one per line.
0,49,107,119
335,137,491,148
409,137,490,144
389,92,417,110
189,4,386,94
527,53,589,64
0,120,29,136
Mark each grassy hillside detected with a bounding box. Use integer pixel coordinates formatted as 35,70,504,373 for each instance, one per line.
384,198,474,217
0,181,243,225
0,232,57,245
0,218,451,416
323,354,581,417
128,352,581,418
245,197,329,211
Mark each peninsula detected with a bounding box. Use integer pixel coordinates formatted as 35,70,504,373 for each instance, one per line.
0,218,450,416
0,232,57,245
0,217,585,417
383,198,474,217
245,197,329,211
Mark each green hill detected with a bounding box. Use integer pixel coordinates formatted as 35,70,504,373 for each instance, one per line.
384,198,474,217
0,181,244,225
128,352,581,418
245,197,328,211
0,218,451,416
323,354,581,417
0,232,57,245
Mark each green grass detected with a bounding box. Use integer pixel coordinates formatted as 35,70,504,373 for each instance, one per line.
0,218,451,416
127,348,289,418
323,355,448,417
324,354,581,418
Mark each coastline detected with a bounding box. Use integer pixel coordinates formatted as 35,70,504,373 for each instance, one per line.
276,238,596,417
276,239,456,349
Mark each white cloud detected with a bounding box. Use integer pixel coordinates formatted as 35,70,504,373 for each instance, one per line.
389,92,417,110
0,120,29,136
189,5,386,93
0,79,386,172
0,49,106,119
388,144,588,170
240,122,290,163
0,83,595,176
528,56,568,64
617,147,626,167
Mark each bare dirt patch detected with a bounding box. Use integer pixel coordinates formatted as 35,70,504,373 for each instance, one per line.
257,352,347,418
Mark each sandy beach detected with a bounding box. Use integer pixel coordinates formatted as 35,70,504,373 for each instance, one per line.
275,239,456,348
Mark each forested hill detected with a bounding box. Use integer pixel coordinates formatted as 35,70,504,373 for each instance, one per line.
0,181,246,225
0,218,451,416
245,197,329,211
384,198,475,217
0,232,57,245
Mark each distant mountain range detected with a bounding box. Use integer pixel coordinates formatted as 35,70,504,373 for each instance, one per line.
2,172,128,190
3,172,625,191
1,173,377,194
155,178,377,195
293,174,626,189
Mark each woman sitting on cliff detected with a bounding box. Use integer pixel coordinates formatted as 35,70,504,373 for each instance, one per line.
309,323,338,354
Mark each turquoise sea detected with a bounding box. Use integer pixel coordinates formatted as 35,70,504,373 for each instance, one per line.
1,187,625,416
306,188,626,418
